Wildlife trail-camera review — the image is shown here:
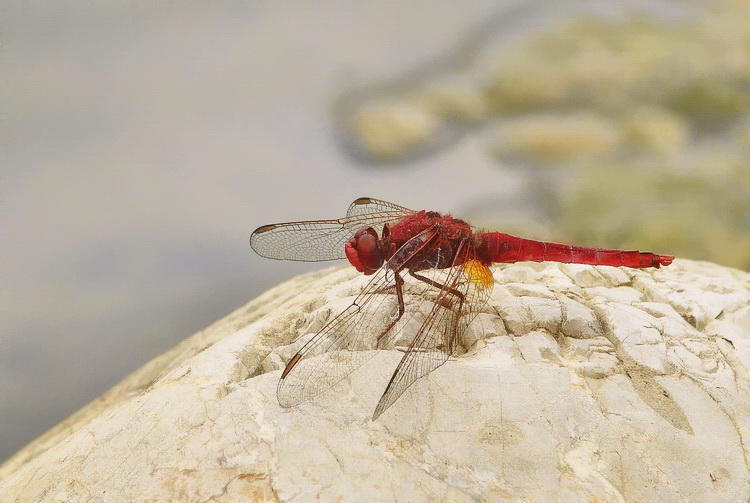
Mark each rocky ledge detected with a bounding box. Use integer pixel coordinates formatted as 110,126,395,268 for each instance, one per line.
1,259,749,502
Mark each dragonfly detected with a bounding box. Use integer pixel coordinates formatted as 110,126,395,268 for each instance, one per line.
250,197,673,419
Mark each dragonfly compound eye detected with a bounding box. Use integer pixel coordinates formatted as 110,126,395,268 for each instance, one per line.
345,228,383,275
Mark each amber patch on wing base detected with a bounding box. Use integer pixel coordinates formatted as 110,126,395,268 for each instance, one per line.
463,259,494,288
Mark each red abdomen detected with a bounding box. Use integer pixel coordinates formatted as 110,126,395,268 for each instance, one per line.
476,233,673,268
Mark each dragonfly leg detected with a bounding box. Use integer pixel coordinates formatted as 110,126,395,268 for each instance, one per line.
371,270,401,295
408,270,465,354
376,272,406,343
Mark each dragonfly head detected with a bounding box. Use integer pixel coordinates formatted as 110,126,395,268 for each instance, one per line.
345,227,386,275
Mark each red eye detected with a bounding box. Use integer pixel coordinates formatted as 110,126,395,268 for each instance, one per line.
356,233,377,253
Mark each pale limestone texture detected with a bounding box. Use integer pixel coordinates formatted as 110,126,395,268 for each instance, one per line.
1,259,749,502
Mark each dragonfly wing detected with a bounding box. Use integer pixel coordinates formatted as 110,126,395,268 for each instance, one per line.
346,197,414,217
251,201,414,262
372,240,494,419
276,291,390,407
277,227,441,407
251,218,357,261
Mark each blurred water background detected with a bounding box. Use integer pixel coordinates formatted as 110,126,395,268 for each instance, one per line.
3,0,748,464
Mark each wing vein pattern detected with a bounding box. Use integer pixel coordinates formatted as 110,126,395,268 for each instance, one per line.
250,198,413,262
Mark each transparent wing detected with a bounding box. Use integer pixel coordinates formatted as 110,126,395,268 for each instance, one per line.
250,198,413,262
372,240,494,419
276,226,441,407
346,197,413,217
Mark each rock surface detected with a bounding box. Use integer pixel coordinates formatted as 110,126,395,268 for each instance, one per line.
1,260,749,502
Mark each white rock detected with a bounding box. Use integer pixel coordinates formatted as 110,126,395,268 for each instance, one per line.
1,260,749,502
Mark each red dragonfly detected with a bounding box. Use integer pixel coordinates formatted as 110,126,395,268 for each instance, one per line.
250,197,673,419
